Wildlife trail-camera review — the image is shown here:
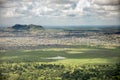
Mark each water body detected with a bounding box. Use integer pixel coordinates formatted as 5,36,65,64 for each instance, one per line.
43,56,66,60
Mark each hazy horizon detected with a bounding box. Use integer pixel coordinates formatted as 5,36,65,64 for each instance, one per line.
1,24,120,29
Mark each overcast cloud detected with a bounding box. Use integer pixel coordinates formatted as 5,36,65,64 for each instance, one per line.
0,0,120,26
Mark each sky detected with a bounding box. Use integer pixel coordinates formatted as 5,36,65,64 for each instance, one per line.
0,0,120,27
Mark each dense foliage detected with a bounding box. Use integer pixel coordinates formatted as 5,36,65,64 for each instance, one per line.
0,63,120,80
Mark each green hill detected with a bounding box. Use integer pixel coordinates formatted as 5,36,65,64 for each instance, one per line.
12,24,44,31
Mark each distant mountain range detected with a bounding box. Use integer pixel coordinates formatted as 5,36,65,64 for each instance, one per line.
12,24,44,30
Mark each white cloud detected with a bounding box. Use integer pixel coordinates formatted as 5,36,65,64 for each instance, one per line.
94,0,120,5
91,1,119,20
75,0,91,12
0,0,119,20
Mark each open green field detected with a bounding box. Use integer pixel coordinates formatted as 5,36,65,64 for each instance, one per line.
1,46,120,64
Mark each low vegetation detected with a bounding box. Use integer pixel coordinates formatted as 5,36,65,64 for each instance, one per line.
0,62,120,80
0,47,120,80
0,26,120,80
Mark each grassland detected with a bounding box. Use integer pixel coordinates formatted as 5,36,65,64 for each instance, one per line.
0,46,120,64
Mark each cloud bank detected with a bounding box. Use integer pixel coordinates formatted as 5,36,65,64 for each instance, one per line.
0,0,120,26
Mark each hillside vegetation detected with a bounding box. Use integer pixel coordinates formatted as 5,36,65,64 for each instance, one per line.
12,24,44,31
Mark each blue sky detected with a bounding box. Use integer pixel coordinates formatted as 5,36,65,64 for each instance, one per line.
0,0,120,27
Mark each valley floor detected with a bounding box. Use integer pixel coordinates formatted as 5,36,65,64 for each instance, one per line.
0,27,120,80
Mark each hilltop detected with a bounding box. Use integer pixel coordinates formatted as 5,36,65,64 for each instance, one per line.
12,24,44,31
